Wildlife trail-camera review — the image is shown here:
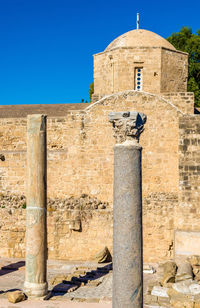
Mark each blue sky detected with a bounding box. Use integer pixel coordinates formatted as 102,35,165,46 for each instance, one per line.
0,0,199,105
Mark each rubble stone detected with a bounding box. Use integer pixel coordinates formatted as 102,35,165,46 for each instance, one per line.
160,261,177,285
151,286,169,297
7,290,26,303
188,256,200,267
176,262,193,282
172,279,200,295
93,246,112,263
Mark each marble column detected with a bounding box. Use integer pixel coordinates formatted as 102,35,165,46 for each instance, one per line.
24,114,48,297
109,111,147,308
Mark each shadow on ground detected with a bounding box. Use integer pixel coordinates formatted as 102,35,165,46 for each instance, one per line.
45,263,112,300
0,261,25,276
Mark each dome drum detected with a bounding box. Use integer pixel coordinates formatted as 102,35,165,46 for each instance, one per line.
93,29,188,99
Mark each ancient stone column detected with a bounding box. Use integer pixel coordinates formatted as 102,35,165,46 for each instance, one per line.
109,111,147,308
24,114,48,297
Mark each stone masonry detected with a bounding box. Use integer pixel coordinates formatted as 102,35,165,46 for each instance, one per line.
0,27,199,264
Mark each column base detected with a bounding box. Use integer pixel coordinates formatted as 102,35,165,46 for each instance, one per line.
24,281,48,297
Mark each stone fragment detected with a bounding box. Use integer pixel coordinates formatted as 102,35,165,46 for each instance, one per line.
176,262,193,282
151,286,169,298
188,255,200,266
167,288,195,308
172,279,200,295
7,290,26,303
147,280,161,294
193,266,200,276
93,246,112,263
87,279,102,287
157,295,171,306
143,264,156,274
67,285,79,293
189,283,200,295
74,269,86,276
144,294,158,305
195,301,200,308
170,298,194,308
195,272,200,283
160,261,177,285
49,275,69,285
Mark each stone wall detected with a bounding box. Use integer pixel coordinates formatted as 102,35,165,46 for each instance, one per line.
0,91,195,261
177,115,200,231
94,48,161,96
0,192,113,260
94,47,188,97
161,48,188,93
162,92,194,114
143,193,178,262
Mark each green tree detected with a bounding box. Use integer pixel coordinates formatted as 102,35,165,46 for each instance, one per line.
167,27,200,107
89,82,94,102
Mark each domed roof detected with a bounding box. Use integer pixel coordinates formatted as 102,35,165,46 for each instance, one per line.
105,29,176,51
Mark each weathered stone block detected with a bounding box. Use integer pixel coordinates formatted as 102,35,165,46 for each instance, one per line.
8,290,26,303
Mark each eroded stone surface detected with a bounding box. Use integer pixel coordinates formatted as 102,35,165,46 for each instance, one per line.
172,279,200,295
7,290,26,303
151,286,169,298
24,114,48,297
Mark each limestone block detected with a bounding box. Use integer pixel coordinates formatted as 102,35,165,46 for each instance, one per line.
93,246,112,263
176,262,193,282
195,301,200,308
49,275,68,285
143,264,156,274
170,299,194,308
8,290,26,303
147,280,162,294
189,256,200,267
195,272,200,282
143,294,158,305
157,295,171,307
172,279,200,295
159,261,177,285
151,286,169,297
192,266,200,276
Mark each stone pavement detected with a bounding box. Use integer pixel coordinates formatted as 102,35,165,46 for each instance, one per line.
0,298,112,308
0,257,156,307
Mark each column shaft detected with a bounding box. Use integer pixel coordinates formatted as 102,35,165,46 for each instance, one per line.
113,142,143,308
24,114,48,297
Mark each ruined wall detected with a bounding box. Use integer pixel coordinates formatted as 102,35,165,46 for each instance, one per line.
0,193,112,260
161,49,188,93
177,115,200,231
0,91,188,261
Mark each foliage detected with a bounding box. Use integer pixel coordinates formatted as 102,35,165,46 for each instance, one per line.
89,82,94,102
80,98,88,103
167,27,200,107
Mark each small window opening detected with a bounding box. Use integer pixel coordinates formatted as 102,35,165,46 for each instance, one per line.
135,68,143,91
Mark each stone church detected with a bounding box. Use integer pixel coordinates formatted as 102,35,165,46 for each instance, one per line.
0,27,199,263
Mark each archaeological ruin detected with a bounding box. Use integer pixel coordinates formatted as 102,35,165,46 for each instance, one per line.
0,27,199,270
109,111,146,307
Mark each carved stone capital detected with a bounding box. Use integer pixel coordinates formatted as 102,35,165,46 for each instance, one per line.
108,111,147,144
